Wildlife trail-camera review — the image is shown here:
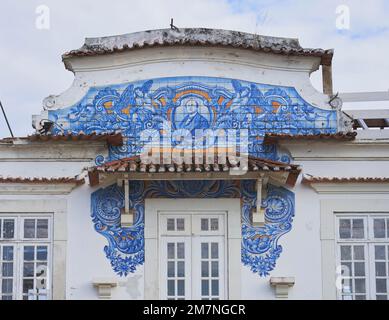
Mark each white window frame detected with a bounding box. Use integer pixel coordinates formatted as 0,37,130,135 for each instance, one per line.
320,198,389,300
0,200,67,300
0,217,17,241
144,199,242,300
0,214,53,300
158,212,227,300
335,213,389,300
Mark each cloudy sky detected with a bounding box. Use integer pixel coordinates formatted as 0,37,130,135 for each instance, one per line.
0,0,388,137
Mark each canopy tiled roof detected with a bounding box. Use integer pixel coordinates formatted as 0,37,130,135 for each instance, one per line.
302,175,389,184
88,155,301,187
264,132,357,144
63,28,334,66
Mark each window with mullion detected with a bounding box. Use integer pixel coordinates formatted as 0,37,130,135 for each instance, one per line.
0,244,15,300
0,217,16,240
21,244,49,300
0,215,51,300
336,214,389,300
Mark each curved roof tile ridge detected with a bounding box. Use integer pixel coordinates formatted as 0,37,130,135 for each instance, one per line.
63,28,333,65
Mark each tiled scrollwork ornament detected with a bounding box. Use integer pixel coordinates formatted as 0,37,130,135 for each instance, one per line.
91,180,294,277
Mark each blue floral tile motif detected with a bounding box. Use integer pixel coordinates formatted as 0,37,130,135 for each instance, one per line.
59,76,332,277
49,76,337,164
91,180,294,277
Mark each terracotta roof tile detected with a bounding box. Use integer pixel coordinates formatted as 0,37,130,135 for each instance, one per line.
302,174,389,184
0,176,85,185
264,132,357,144
1,132,123,146
63,28,333,66
88,155,301,187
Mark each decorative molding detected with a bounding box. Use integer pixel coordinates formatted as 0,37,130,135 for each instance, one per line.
270,277,295,299
0,182,82,195
91,180,295,278
306,183,389,194
277,141,389,161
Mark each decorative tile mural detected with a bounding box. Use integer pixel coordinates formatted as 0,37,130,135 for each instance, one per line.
91,180,294,277
49,76,337,164
51,76,336,277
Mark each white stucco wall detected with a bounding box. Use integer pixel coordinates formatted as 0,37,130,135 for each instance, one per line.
0,42,388,300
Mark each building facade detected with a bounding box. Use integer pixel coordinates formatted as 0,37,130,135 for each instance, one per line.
0,28,388,300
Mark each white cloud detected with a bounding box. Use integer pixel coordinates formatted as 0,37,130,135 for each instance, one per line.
0,0,388,137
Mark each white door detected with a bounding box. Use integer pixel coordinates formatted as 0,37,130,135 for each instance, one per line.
159,212,227,300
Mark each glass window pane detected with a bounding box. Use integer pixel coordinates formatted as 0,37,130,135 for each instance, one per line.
201,243,209,259
342,279,353,294
37,220,48,239
210,218,219,231
2,296,12,300
355,279,366,293
201,219,209,231
377,295,387,300
177,280,185,296
354,262,365,277
176,219,185,231
211,243,218,259
352,219,364,239
24,219,35,238
387,218,389,238
37,290,47,300
37,246,48,261
167,261,175,277
177,261,185,277
2,262,13,277
211,261,219,277
375,262,386,277
167,243,175,259
3,220,14,239
376,279,387,294
24,246,35,261
23,279,34,295
167,219,175,231
1,279,13,294
375,245,386,260
3,246,13,261
339,219,351,239
23,263,34,277
355,295,366,300
353,246,365,260
201,280,209,296
341,246,352,260
374,219,386,238
201,261,209,277
167,280,175,296
211,279,219,296
177,243,185,259
342,262,352,276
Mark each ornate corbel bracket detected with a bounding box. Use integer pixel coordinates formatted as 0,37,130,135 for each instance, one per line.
270,277,295,299
251,175,269,226
92,278,118,299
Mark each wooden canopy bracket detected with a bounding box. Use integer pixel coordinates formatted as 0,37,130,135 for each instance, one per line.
119,176,134,226
252,175,268,226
